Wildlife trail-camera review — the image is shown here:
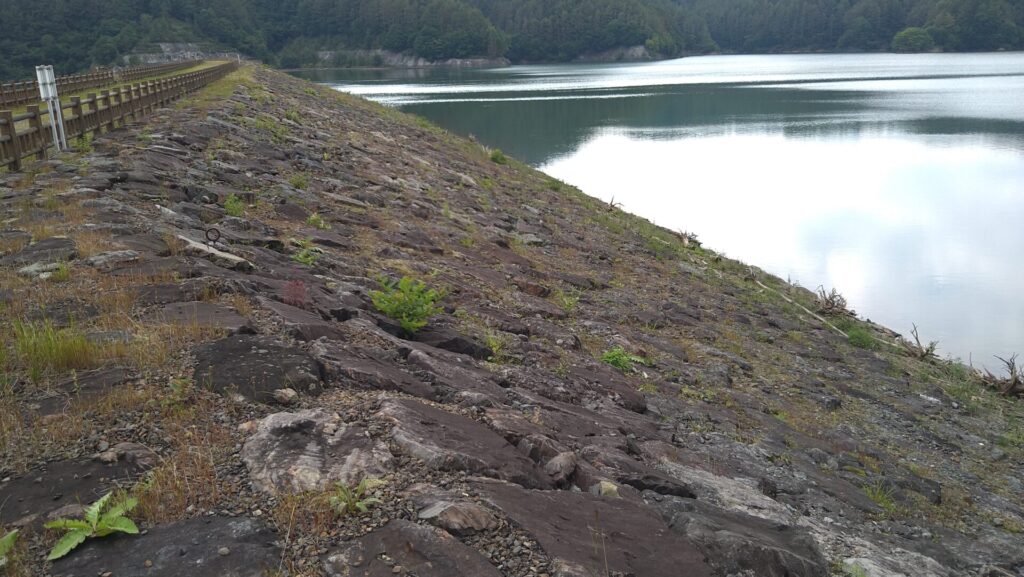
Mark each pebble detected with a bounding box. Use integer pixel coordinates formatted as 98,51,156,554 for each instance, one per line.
218,546,231,556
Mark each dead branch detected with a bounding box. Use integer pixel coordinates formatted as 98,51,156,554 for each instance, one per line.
985,354,1022,396
607,196,623,211
815,286,853,316
755,279,847,338
673,230,702,248
899,324,938,360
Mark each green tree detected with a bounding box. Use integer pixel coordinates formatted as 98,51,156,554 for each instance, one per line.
892,26,935,50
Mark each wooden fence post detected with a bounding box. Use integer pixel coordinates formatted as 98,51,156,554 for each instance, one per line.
26,105,46,160
85,93,98,134
1,110,22,171
99,91,111,132
70,96,83,138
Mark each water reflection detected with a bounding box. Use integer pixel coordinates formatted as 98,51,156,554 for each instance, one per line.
301,54,1024,365
542,133,1024,365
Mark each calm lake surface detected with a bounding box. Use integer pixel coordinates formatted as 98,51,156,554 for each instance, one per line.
296,53,1024,367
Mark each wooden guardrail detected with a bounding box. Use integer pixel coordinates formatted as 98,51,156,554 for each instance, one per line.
0,61,238,171
0,60,201,109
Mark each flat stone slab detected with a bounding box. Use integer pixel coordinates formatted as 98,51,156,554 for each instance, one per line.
473,479,715,577
377,399,552,489
30,367,135,415
147,301,254,335
312,341,438,400
84,250,140,271
0,236,77,266
193,335,323,403
241,409,393,495
0,458,145,528
322,519,501,577
52,516,280,577
646,494,827,577
258,297,344,341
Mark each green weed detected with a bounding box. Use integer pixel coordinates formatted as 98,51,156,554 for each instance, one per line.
863,481,897,516
289,173,309,190
0,529,18,567
601,346,650,373
553,288,581,315
45,492,139,560
489,149,508,165
73,132,94,154
306,213,329,230
12,320,103,380
846,326,879,350
329,478,385,517
223,194,245,217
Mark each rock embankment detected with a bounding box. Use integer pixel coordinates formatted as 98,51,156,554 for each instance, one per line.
0,64,1021,577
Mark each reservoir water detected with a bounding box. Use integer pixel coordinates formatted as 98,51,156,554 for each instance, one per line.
296,53,1024,367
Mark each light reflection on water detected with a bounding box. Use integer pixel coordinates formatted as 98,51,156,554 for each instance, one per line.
299,53,1024,367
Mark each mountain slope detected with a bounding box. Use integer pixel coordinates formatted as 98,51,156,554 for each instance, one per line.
1,0,1022,80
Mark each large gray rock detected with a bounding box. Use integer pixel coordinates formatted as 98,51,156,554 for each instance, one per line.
473,479,715,577
322,520,501,577
377,399,553,489
51,516,279,577
646,493,828,577
241,409,393,494
193,335,323,403
147,301,254,335
0,236,77,266
257,297,345,341
405,483,499,536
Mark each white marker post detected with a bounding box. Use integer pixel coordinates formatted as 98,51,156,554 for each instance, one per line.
35,65,68,152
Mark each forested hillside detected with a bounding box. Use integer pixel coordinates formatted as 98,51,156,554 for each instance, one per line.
1,0,1022,80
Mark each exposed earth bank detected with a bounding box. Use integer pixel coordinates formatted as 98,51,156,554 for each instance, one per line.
0,64,1021,577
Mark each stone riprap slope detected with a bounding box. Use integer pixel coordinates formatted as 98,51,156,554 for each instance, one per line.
0,65,1021,577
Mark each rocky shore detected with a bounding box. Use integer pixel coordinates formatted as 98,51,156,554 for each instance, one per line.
0,64,1021,577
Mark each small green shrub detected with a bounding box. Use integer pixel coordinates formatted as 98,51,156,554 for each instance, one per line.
49,261,71,283
45,493,139,560
484,330,512,364
863,481,897,515
489,149,508,165
73,132,94,154
329,477,386,517
284,109,301,123
553,288,581,315
224,194,245,217
370,276,443,334
306,213,329,230
289,173,309,190
847,326,879,350
292,247,320,266
637,382,658,394
0,529,19,568
601,347,650,373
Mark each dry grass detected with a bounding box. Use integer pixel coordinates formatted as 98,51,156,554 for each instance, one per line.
162,232,185,256
227,293,254,318
70,230,119,258
272,490,336,543
0,235,29,256
0,405,92,474
135,438,223,524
